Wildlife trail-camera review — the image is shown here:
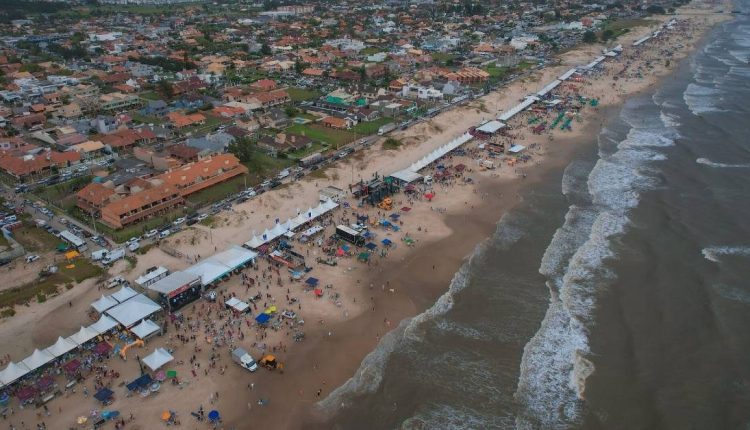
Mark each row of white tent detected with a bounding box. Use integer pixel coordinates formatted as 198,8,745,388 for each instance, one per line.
634,19,677,47
0,291,167,387
389,132,475,183
244,199,339,249
0,314,119,387
184,245,258,286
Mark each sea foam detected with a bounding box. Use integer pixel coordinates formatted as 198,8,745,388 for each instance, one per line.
515,96,678,428
696,158,750,168
702,246,750,262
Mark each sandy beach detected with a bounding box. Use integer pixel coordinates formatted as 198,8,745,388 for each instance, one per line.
0,4,731,429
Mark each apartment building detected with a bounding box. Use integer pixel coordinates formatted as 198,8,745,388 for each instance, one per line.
100,184,184,229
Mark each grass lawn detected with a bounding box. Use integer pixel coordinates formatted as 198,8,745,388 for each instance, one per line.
286,124,357,148
431,52,456,65
131,112,165,125
0,233,9,249
360,47,383,56
139,91,162,101
287,142,328,161
33,175,91,212
605,18,657,33
0,258,103,309
186,174,250,206
243,151,294,181
287,87,322,102
484,65,511,80
181,115,225,136
351,118,393,135
12,224,61,252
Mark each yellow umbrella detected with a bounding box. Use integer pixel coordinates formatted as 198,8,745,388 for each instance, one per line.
264,305,277,314
65,250,80,260
77,416,88,424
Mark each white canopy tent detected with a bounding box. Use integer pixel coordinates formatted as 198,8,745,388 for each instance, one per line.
67,326,98,345
558,68,578,81
130,319,160,339
111,286,138,303
390,169,423,184
476,120,506,134
211,246,257,270
407,133,473,173
89,315,119,335
225,297,250,313
142,348,173,372
244,200,340,249
584,56,606,70
536,80,562,97
497,96,539,122
0,362,31,386
244,235,264,249
105,294,162,328
21,349,55,372
45,336,77,358
300,225,325,239
91,295,118,313
184,259,232,287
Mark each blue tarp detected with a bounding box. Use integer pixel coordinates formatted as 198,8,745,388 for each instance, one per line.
126,374,153,391
381,238,392,245
305,277,319,286
341,244,350,252
379,220,391,227
101,410,120,420
365,243,377,250
389,213,400,220
255,313,271,324
363,231,374,238
94,388,113,402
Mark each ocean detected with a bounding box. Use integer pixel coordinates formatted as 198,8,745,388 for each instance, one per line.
315,6,750,429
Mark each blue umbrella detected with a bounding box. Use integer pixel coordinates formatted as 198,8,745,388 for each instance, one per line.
208,410,220,421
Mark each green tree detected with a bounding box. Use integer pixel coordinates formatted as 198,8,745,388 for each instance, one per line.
227,137,256,162
647,5,666,14
157,79,174,99
601,29,615,41
260,43,272,56
582,31,597,44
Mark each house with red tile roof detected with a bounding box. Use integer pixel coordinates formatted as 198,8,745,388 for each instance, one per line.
100,183,184,229
76,182,116,215
156,153,247,198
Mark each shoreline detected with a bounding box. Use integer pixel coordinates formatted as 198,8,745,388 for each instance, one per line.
0,4,732,429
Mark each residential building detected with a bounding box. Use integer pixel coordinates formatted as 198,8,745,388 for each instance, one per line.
157,154,248,198
100,184,184,229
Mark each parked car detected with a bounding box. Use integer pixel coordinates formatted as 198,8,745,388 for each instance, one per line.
144,229,159,239
173,217,186,226
196,213,209,221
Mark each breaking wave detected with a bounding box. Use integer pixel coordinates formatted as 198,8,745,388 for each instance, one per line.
702,246,750,262
317,243,482,413
515,101,677,427
696,158,750,168
401,402,514,430
683,83,725,115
